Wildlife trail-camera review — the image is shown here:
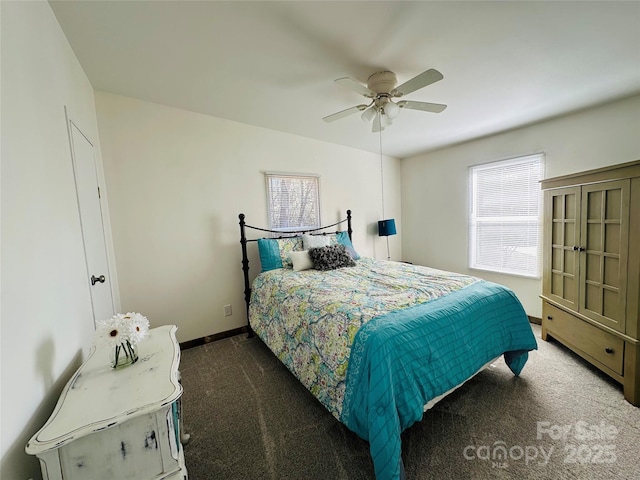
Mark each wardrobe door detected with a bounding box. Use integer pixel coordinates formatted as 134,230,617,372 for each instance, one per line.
579,179,630,333
543,186,581,310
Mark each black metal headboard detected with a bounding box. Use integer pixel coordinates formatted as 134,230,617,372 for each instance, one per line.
238,210,352,337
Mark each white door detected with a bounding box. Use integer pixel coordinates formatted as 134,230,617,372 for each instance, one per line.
69,119,115,326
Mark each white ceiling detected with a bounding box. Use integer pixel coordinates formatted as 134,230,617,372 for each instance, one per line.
49,1,640,159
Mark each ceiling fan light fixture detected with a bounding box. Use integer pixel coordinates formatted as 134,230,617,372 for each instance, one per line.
372,112,384,133
361,106,377,123
381,113,393,127
384,101,400,119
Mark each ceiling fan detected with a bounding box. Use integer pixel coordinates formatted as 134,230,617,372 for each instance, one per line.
322,69,447,132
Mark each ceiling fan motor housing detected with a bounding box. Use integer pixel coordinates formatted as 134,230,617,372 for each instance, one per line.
367,71,398,95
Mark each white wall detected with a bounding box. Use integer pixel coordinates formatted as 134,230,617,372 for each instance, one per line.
401,95,640,318
95,92,402,343
5,7,634,480
0,2,116,479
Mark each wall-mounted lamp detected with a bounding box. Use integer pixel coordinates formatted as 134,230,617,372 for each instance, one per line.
378,219,397,237
378,219,396,260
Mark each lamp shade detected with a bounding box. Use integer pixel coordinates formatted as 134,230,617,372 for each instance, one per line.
361,106,377,123
378,219,397,237
384,101,400,119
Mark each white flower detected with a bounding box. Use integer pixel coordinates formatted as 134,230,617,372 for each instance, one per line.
95,312,149,347
122,312,149,345
95,314,126,348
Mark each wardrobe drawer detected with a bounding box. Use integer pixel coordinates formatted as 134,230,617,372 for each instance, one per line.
543,302,624,375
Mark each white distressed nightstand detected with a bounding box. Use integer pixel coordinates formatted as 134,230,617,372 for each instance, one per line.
26,325,188,480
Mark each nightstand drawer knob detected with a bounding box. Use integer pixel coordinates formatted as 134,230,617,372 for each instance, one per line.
605,347,614,354
547,316,553,320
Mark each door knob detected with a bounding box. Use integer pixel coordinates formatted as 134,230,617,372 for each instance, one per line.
91,275,106,285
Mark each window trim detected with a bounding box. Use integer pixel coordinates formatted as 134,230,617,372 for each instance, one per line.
468,153,544,279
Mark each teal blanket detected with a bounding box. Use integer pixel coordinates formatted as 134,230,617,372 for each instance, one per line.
340,280,537,480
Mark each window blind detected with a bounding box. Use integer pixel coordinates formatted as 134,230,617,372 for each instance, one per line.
468,154,544,278
265,173,320,232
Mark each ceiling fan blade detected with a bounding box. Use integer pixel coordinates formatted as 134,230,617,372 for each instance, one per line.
335,77,376,98
393,69,443,97
322,104,367,123
397,100,447,113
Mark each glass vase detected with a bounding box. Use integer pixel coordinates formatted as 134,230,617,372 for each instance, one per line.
110,340,139,369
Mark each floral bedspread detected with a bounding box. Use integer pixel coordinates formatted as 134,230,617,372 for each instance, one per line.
248,257,479,419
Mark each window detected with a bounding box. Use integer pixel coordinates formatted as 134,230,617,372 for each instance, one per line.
468,154,544,278
265,173,321,233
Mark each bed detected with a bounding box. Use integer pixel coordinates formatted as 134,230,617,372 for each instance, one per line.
239,210,537,480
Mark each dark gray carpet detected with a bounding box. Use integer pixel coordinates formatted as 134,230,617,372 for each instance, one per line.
179,324,640,479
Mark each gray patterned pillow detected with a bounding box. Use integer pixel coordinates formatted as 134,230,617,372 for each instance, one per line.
308,244,356,271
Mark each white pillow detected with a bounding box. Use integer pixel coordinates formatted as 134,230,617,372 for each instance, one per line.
302,234,331,250
289,250,314,272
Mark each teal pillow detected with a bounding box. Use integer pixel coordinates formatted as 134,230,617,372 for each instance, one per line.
257,236,304,272
335,231,360,260
257,238,283,272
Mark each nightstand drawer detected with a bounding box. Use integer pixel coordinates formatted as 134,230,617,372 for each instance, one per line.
543,302,624,375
